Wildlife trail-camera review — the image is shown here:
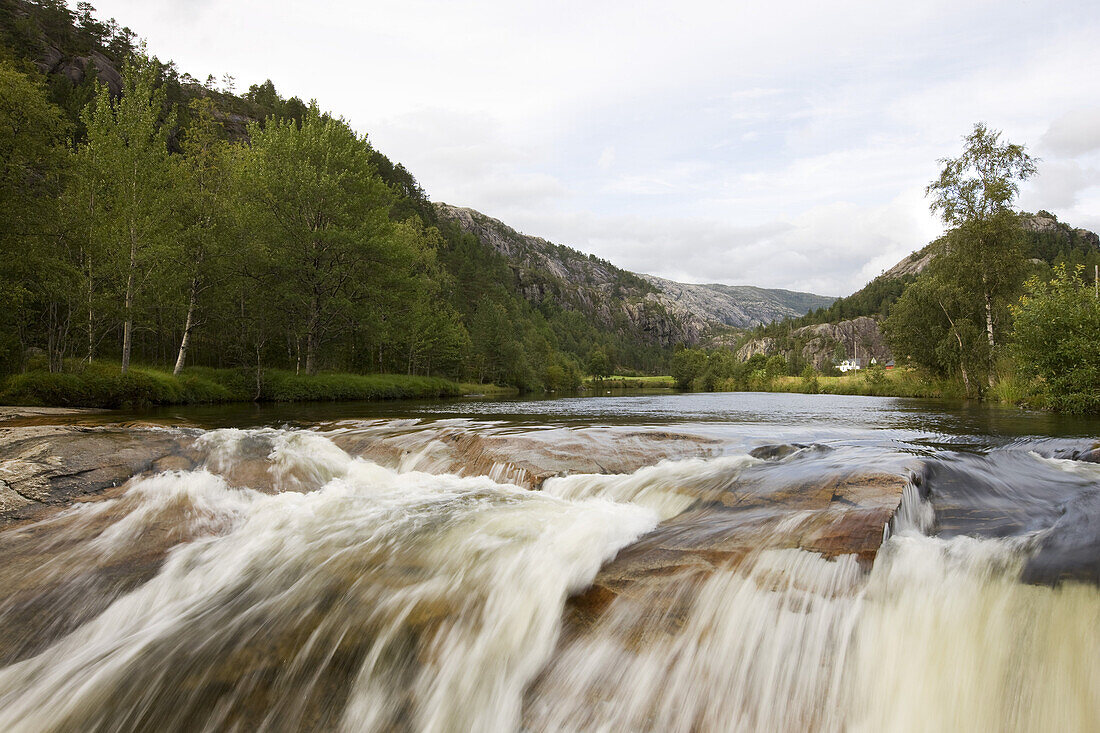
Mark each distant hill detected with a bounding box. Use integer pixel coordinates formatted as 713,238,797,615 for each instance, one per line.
435,204,836,341
641,276,836,329
735,211,1100,369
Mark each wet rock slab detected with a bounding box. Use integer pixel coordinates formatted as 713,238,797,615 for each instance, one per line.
331,424,726,490
0,424,198,522
565,462,910,629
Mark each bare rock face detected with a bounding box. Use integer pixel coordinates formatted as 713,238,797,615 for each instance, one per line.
882,243,937,279
37,45,123,95
882,213,1100,282
0,425,197,523
642,275,836,329
524,457,912,730
737,316,891,369
434,203,834,345
793,316,892,368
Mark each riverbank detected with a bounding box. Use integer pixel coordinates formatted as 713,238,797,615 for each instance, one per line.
583,375,676,390
590,369,967,400
0,362,514,409
754,368,964,399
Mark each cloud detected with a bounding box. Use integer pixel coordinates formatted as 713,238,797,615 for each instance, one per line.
1040,109,1100,157
1018,161,1092,211
597,146,615,171
479,184,942,297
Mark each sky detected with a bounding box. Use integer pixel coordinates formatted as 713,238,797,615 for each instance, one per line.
90,0,1100,296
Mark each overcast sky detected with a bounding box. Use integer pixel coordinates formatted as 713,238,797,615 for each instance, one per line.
92,0,1100,296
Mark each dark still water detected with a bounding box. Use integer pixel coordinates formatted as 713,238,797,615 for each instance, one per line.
116,389,1100,439
1,392,1098,731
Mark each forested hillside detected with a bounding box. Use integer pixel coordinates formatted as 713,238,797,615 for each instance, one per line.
0,0,688,394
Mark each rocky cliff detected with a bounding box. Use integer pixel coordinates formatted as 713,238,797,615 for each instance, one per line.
642,275,835,329
435,204,835,345
737,316,891,369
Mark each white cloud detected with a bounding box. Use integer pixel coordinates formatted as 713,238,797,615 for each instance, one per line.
597,146,615,171
1040,108,1100,157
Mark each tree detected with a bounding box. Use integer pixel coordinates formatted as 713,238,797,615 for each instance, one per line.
0,59,69,372
670,347,706,389
925,123,1036,387
1012,264,1100,413
172,97,234,374
587,347,611,380
80,52,176,373
800,364,819,394
236,105,397,374
764,354,786,381
884,273,986,397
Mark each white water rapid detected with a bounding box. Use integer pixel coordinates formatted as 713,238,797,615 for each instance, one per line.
0,422,1097,732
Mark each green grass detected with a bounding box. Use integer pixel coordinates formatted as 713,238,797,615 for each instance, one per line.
585,375,676,390
0,361,477,409
455,383,518,397
707,368,966,399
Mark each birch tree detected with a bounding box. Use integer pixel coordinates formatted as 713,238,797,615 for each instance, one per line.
80,52,175,373
925,123,1036,387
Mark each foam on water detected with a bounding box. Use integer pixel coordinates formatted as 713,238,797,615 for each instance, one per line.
0,429,658,732
1,425,1098,732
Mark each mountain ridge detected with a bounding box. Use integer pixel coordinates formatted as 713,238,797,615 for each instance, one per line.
434,203,836,340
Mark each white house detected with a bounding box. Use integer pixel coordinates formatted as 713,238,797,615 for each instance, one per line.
838,358,862,372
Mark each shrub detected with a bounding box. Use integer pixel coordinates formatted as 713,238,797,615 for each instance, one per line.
800,364,820,394
1012,264,1100,413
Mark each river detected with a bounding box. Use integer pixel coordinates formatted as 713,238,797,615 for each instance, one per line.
0,391,1098,731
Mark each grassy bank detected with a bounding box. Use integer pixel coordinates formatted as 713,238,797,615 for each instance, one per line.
585,375,676,390
690,367,967,400
758,369,964,399
0,362,482,409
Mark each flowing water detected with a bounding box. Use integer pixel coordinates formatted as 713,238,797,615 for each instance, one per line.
1,392,1098,732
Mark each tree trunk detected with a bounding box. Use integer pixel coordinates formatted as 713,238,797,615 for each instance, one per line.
984,289,996,388
305,293,319,375
121,229,137,375
47,302,60,374
305,332,316,375
939,299,973,398
254,342,263,402
85,251,95,364
173,277,199,376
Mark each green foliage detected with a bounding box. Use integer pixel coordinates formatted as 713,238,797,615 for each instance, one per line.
78,52,176,373
0,362,463,407
0,2,679,397
926,123,1037,226
0,361,231,407
764,354,787,381
4,10,1097,412
800,364,819,394
885,124,1036,397
0,56,69,373
862,360,887,386
1011,264,1100,413
587,347,611,379
259,371,460,402
671,348,707,389
883,272,987,395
